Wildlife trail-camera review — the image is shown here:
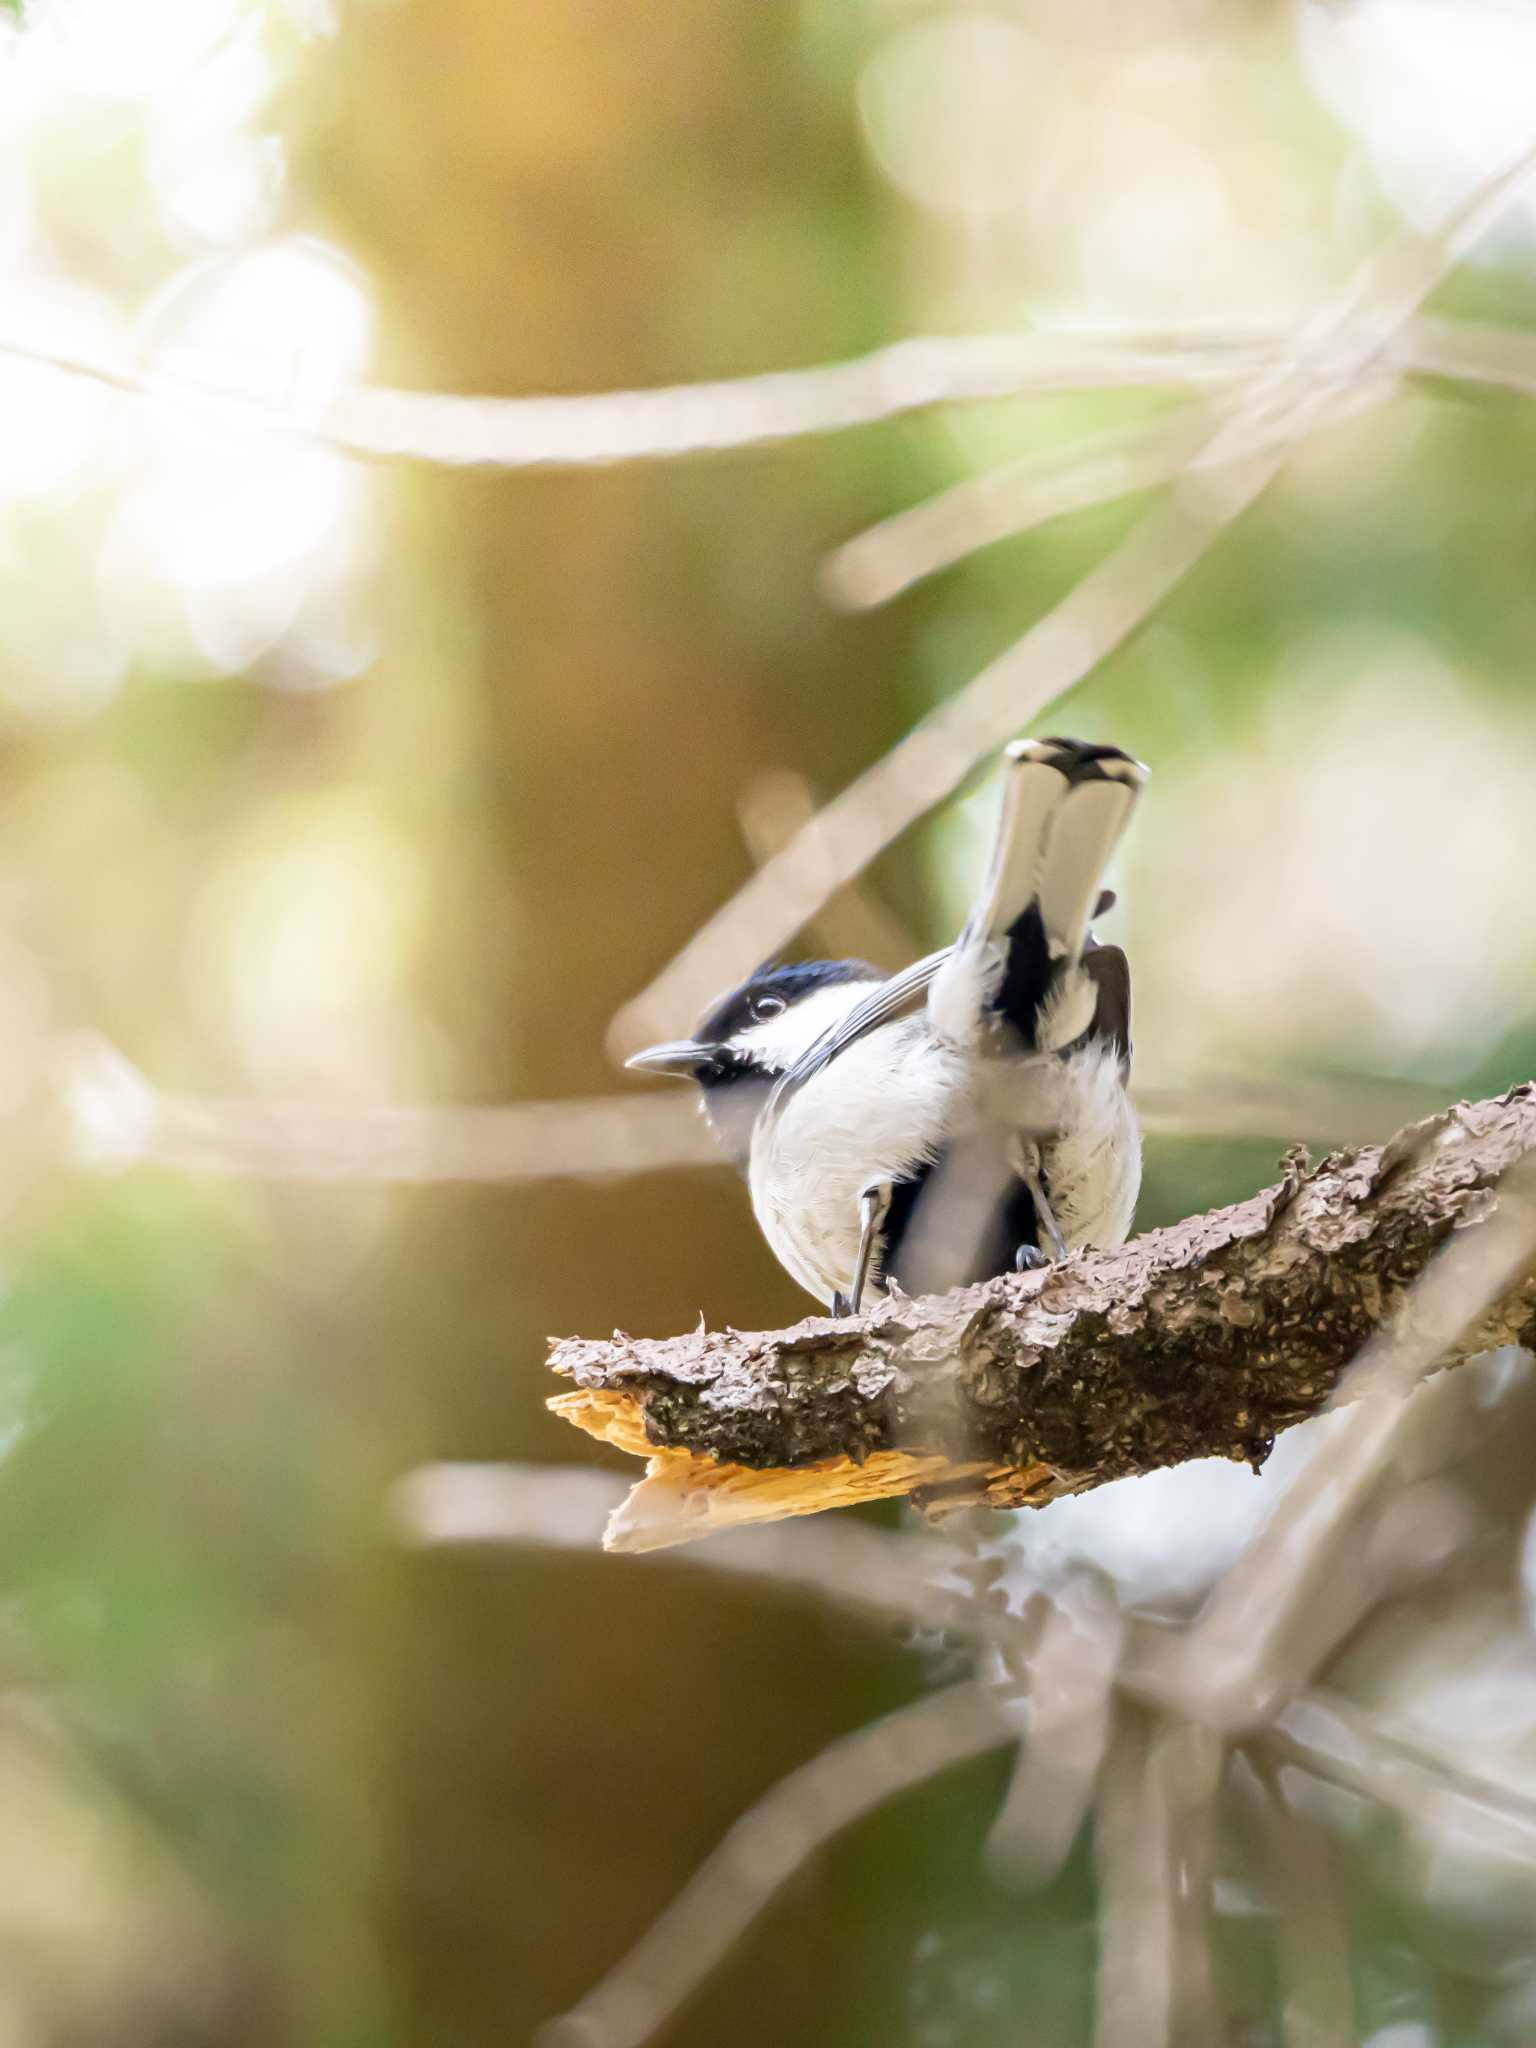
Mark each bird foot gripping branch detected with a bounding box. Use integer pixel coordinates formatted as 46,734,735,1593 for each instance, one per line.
549,1087,1536,1553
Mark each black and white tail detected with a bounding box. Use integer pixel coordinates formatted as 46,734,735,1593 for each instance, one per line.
930,736,1146,1053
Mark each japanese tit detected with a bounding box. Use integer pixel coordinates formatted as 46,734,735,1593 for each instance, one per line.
627,736,1146,1315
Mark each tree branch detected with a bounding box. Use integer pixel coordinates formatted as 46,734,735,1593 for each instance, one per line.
548,1087,1536,1552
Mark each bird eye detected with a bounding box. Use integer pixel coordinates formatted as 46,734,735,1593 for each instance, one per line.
752,994,786,1021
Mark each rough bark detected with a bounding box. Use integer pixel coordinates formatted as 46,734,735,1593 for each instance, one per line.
550,1086,1536,1550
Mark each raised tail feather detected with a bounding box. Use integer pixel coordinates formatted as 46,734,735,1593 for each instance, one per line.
930,736,1146,1051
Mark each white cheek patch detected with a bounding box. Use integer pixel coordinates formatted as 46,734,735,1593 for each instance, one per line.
730,980,877,1072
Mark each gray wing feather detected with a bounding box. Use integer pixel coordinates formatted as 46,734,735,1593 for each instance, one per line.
766,947,952,1112
1081,941,1132,1075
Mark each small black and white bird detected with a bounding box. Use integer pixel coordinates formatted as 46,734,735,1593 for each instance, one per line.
627,736,1147,1314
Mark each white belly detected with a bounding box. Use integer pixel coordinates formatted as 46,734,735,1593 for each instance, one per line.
749,1023,1140,1308
748,1018,952,1305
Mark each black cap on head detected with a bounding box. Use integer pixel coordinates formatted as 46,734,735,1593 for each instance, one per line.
627,958,881,1089
693,957,879,1050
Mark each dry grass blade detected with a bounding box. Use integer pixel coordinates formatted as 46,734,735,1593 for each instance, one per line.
535,1682,1018,2048
1093,1707,1174,2048
392,1463,630,1547
142,1089,718,1183
117,1071,1425,1177
127,1073,1440,1177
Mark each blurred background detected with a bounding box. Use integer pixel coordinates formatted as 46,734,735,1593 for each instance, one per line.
1,0,1536,2042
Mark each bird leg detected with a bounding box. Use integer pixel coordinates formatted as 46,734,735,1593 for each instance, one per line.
1021,1163,1068,1262
841,1181,892,1317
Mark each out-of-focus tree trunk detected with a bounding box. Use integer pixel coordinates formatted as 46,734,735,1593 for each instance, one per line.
305,6,936,2041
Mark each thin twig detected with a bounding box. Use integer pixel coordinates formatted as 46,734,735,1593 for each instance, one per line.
984,1573,1123,1889
1405,313,1536,399
824,374,1393,613
1092,1704,1223,2048
534,1681,1018,2048
824,406,1224,611
60,1036,718,1183
59,1028,1449,1186
735,768,918,971
1131,1072,1448,1147
4,314,1535,472
0,327,1287,468
1251,1751,1358,2048
1265,1690,1536,1866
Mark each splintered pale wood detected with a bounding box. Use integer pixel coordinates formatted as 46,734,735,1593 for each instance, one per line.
548,1087,1536,1552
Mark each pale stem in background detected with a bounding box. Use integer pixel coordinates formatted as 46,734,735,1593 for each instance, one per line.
2,316,1534,470
736,769,919,970
0,327,1289,467
1092,1706,1223,2048
1266,1690,1536,1865
75,1070,1448,1179
534,1683,1019,2048
823,374,1395,614
983,1578,1123,1890
1251,1752,1358,2048
395,1461,1027,1657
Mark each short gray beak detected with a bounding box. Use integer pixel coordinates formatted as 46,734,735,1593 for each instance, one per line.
625,1039,712,1077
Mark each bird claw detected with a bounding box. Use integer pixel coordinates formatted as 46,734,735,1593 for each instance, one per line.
830,1290,852,1318
1014,1243,1048,1273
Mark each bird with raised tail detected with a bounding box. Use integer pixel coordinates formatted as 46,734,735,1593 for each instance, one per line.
627,736,1148,1314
